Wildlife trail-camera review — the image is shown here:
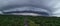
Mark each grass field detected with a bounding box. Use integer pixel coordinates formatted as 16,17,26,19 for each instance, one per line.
0,15,24,26
28,16,60,26
0,15,60,26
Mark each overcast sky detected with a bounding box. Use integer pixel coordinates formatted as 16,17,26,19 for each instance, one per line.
0,0,60,17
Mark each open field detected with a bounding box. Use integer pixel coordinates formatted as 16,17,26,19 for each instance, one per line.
0,15,60,26
0,15,24,26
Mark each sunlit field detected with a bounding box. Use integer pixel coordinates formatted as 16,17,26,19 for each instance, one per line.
0,15,60,26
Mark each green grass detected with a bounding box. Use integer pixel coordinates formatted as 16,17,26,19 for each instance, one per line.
0,15,24,26
0,15,60,26
28,16,60,26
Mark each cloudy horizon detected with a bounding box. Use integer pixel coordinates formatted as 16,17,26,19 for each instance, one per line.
0,0,60,17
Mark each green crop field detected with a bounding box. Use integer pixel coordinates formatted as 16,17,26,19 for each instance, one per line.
0,15,60,26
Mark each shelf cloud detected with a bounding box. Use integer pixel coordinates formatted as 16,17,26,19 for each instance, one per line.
0,0,60,17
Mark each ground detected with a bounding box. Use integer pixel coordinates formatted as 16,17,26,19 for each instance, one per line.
0,15,60,26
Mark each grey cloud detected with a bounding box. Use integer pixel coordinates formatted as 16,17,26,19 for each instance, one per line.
0,0,60,17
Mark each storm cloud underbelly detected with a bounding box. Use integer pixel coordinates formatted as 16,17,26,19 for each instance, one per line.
2,6,51,16
0,0,54,16
3,11,49,16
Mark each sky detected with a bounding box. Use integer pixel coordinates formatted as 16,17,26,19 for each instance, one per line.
0,0,60,17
